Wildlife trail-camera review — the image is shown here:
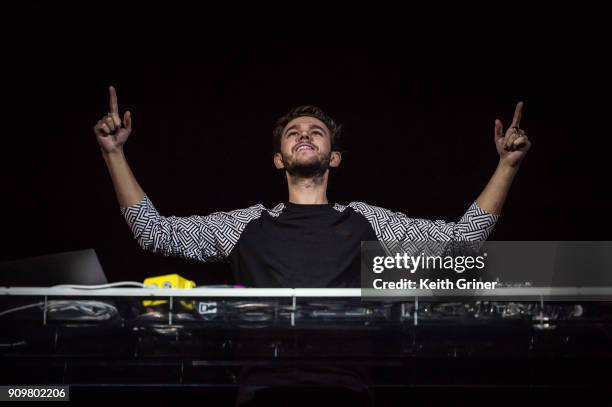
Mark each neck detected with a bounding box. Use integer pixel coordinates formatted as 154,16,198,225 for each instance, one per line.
285,170,330,204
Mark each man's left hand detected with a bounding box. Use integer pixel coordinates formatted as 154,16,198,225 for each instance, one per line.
495,101,531,168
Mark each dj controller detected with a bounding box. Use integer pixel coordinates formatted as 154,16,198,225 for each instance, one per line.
1,287,611,403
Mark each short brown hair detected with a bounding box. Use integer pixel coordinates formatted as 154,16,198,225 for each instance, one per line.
272,105,342,153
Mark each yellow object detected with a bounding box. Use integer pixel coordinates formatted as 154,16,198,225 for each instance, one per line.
143,274,196,309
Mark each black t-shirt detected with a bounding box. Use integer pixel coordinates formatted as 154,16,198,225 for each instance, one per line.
228,201,377,287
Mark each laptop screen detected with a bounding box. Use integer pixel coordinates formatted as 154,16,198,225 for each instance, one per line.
0,249,109,287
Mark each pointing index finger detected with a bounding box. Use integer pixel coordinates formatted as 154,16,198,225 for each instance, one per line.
511,101,524,128
109,85,119,114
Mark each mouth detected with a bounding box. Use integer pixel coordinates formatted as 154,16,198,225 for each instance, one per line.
294,143,316,153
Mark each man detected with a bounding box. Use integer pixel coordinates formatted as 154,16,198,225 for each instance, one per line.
94,86,530,287
94,86,531,405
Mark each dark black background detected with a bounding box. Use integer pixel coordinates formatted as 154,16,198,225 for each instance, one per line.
2,5,610,284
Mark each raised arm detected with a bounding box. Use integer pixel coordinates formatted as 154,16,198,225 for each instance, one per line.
93,85,144,207
352,102,530,243
93,86,266,262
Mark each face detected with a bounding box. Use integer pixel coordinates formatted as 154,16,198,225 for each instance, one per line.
274,116,341,177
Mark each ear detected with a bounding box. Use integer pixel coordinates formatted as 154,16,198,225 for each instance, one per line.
329,151,342,168
273,152,285,169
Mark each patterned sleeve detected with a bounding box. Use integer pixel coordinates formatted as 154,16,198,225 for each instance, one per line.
120,195,265,262
348,201,499,242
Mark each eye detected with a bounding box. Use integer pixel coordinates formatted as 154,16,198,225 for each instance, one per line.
286,131,298,138
312,130,323,136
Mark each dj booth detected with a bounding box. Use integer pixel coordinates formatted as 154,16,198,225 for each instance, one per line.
1,286,611,403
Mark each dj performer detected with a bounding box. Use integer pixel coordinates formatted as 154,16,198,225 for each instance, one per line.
94,86,531,288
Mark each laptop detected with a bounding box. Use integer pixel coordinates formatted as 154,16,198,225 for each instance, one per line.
0,249,109,287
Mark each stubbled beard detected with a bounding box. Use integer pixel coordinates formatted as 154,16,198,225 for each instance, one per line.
281,151,331,178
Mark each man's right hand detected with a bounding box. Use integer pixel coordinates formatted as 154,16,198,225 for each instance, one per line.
94,86,132,154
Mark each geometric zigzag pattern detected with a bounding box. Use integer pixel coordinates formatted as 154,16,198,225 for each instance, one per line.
337,201,499,257
340,201,498,242
121,195,268,262
121,195,499,263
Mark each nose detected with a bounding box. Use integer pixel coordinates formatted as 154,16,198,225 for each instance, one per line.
298,132,311,142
